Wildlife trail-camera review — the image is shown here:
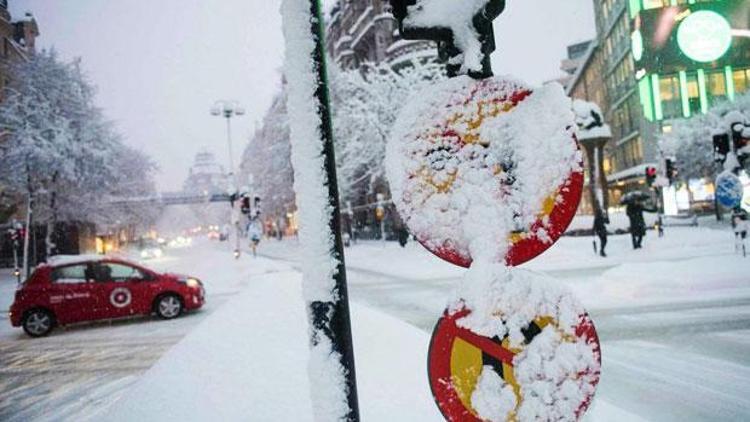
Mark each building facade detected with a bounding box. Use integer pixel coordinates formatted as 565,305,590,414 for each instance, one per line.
325,0,435,70
1,0,38,226
583,0,750,209
0,0,38,102
183,151,228,196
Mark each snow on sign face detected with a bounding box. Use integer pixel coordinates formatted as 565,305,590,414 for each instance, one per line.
428,267,601,422
386,76,583,267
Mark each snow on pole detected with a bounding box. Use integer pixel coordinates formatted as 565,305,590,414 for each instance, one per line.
280,0,359,421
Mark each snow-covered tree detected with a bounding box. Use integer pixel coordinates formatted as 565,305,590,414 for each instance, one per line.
239,60,445,219
659,91,750,181
0,50,158,252
330,59,446,202
240,79,295,220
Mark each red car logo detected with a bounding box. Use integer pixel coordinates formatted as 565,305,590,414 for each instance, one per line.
8,256,205,337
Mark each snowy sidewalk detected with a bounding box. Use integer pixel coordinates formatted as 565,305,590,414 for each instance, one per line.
101,264,642,421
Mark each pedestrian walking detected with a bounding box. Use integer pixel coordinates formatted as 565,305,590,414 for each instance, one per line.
626,199,657,249
593,209,609,257
732,207,748,257
397,226,410,248
247,220,262,257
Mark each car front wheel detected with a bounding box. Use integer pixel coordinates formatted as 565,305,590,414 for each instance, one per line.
155,294,183,319
22,309,54,337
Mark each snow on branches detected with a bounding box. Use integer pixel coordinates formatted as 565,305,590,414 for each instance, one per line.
659,91,750,181
0,50,157,231
330,59,446,201
240,59,445,212
240,81,295,219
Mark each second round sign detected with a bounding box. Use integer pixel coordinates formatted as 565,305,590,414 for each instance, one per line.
428,308,601,422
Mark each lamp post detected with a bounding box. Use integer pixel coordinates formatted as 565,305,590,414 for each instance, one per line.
211,100,245,259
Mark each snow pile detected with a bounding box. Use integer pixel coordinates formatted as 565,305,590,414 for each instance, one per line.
280,0,349,419
453,264,600,421
402,0,489,74
453,264,585,345
386,76,580,264
471,368,517,421
572,99,612,141
102,271,443,421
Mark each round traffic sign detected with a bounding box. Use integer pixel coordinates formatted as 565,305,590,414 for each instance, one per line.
428,308,600,421
716,172,744,209
387,76,583,268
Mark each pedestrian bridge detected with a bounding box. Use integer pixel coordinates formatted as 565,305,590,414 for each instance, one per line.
105,192,232,207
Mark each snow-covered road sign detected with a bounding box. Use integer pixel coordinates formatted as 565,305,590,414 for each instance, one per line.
427,308,601,422
716,172,744,209
389,0,505,78
386,77,583,267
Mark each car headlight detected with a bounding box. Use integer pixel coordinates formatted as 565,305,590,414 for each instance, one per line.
186,278,201,288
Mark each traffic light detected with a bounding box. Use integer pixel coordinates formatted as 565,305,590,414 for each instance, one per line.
240,196,251,214
713,133,730,163
645,166,657,186
665,159,678,186
731,122,749,156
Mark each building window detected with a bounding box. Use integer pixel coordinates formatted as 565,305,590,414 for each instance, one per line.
659,75,681,119
685,72,701,115
734,70,749,95
707,71,727,106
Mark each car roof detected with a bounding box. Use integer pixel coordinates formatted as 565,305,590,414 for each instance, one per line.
44,254,135,268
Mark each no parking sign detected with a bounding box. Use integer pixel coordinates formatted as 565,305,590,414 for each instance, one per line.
428,308,601,421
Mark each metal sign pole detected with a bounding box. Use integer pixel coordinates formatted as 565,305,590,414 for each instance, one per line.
306,0,360,419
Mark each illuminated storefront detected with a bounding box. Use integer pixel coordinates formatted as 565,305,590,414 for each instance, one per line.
630,0,750,122
618,0,749,214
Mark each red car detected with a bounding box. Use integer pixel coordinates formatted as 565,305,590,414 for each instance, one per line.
9,256,205,337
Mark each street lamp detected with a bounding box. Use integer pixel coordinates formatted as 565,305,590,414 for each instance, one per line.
211,100,245,174
211,100,245,258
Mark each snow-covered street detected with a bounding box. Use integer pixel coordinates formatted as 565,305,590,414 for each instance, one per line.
2,225,746,421
0,245,290,421
258,226,750,421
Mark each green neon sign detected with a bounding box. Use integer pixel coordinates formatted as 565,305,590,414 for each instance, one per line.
631,30,644,61
677,10,732,63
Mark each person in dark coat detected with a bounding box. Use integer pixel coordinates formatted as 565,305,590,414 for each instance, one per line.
397,226,410,247
626,200,657,249
593,209,609,257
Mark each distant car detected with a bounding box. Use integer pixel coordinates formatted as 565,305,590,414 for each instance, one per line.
139,239,163,259
9,256,205,337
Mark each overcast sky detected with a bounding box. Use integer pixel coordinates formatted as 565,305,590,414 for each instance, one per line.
9,0,595,191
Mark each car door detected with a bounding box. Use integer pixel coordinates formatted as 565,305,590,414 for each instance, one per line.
49,264,100,324
94,262,153,319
